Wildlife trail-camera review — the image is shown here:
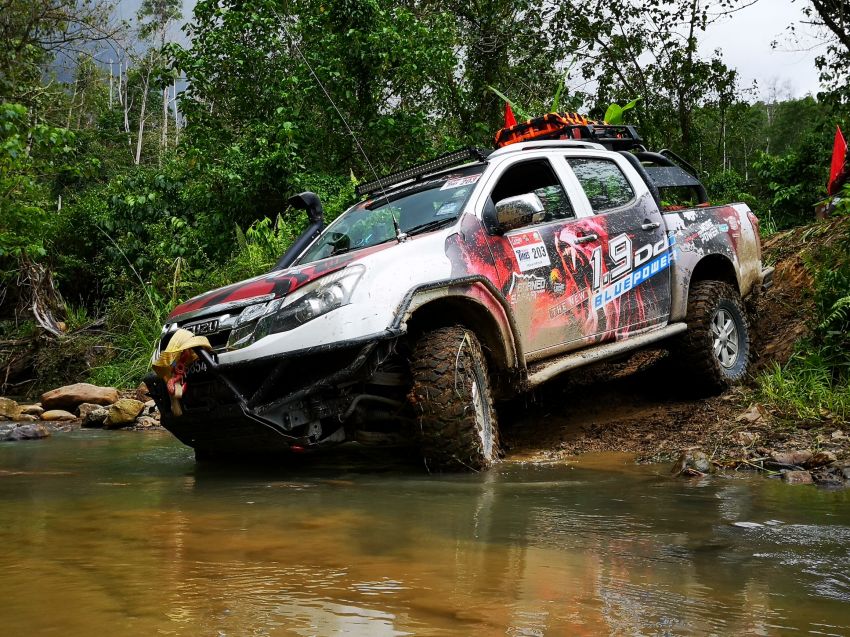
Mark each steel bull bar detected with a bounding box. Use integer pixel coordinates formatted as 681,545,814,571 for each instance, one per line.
146,339,385,451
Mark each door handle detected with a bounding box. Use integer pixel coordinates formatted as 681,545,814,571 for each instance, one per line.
641,221,661,231
575,233,598,244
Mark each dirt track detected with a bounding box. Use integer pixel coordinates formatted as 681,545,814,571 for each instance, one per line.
501,220,848,466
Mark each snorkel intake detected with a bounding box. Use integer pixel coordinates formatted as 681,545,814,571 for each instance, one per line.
274,192,326,270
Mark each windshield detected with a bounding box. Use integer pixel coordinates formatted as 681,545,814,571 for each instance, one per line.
295,164,486,265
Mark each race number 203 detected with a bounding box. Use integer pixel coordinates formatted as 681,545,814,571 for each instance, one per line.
509,230,551,272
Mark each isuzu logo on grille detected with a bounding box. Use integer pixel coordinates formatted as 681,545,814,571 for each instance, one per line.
187,319,219,335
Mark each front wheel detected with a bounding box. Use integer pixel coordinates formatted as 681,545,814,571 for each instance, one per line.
409,326,500,472
675,280,751,393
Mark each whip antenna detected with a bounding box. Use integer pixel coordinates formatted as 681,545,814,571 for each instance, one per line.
274,11,405,242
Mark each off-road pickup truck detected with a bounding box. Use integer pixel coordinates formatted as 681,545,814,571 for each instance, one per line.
147,121,773,470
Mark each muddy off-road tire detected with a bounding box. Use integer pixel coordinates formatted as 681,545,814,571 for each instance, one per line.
409,326,500,472
676,280,751,393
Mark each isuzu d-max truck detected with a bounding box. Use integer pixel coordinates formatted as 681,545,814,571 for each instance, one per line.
147,121,772,471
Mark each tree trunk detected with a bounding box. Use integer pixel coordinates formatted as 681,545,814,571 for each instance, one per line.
135,67,151,166
162,86,168,151
172,82,179,146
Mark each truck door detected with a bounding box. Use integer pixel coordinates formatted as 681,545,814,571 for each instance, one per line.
563,156,672,339
482,157,602,356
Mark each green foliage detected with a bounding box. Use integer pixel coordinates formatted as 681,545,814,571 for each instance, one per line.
758,351,850,422
0,103,75,258
603,98,640,125
757,213,850,422
87,289,171,388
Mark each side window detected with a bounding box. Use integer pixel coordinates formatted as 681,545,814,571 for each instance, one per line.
490,159,574,223
566,158,635,212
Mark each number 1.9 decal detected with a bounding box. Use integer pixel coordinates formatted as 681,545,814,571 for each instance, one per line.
590,233,675,309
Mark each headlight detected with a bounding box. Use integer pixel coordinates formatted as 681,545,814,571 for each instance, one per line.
227,265,364,350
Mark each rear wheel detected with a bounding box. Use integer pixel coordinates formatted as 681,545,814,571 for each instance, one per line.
409,326,500,471
675,280,751,393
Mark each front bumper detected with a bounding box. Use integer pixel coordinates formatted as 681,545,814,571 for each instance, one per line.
147,332,400,458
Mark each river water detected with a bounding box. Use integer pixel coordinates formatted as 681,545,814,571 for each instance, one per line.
1,430,849,636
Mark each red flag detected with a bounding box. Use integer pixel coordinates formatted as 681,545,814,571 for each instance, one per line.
504,102,517,128
828,125,847,195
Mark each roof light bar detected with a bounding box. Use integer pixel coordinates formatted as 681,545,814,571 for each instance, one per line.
355,147,490,198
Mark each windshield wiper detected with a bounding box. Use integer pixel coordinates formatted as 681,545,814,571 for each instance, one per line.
329,235,397,258
405,217,458,236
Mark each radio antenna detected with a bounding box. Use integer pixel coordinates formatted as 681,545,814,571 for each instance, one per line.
274,12,406,242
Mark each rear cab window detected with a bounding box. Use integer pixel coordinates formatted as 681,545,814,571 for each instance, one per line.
566,158,635,213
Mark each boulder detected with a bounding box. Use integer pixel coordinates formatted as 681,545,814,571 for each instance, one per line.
14,414,38,422
20,404,43,417
782,470,814,485
2,423,50,441
41,383,119,410
82,406,109,428
672,450,712,476
104,399,144,429
0,397,20,420
41,409,77,421
77,402,104,420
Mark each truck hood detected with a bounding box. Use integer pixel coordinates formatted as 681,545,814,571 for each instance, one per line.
168,244,392,322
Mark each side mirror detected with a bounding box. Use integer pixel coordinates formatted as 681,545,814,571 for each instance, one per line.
483,193,546,235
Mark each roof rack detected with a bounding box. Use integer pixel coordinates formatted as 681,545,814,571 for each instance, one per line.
355,147,490,198
494,112,646,152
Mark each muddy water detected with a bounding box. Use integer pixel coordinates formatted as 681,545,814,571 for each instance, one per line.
1,432,849,636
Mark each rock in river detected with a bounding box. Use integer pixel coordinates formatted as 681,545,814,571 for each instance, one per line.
41,383,119,411
20,404,44,417
77,402,104,420
104,399,144,428
0,397,21,420
82,407,109,428
782,470,814,485
672,450,712,476
2,423,50,441
41,409,77,421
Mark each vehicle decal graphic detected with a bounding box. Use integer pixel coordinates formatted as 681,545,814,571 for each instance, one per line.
168,243,393,321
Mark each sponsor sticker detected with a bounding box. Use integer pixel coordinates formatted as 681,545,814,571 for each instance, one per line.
507,272,546,300
509,230,551,271
440,174,481,190
435,201,461,216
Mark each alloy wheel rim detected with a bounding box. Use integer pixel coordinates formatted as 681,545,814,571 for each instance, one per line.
711,308,740,369
470,374,493,458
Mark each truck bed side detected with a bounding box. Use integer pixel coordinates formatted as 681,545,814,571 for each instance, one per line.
663,203,762,322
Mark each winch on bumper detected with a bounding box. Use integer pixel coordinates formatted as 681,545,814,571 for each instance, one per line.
145,333,404,458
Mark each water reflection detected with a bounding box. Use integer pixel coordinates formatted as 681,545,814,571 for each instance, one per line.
0,431,849,636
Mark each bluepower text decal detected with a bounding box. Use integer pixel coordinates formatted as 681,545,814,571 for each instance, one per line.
591,235,676,310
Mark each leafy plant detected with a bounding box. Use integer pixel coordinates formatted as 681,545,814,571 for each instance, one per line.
603,98,641,125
